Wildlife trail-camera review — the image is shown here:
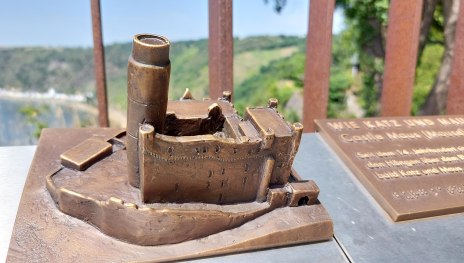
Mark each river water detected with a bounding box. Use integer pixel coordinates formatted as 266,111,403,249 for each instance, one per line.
0,98,97,146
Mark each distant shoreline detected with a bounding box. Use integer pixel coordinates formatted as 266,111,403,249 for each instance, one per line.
0,95,126,128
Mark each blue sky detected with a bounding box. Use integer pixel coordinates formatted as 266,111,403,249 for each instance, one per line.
0,0,344,47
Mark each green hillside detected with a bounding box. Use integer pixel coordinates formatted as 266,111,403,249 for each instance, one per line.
0,35,353,123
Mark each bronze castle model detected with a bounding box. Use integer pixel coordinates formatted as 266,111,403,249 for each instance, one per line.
45,34,333,256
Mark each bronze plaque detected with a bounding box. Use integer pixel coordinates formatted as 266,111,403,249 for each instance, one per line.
316,115,464,221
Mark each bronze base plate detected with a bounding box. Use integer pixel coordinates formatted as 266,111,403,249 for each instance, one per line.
7,128,333,262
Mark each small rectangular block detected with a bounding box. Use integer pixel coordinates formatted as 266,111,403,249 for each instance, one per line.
287,181,320,207
60,138,112,171
267,188,289,207
245,108,292,137
238,121,259,138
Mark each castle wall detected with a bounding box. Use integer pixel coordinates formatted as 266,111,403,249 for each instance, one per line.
140,134,270,204
244,107,301,185
137,103,303,205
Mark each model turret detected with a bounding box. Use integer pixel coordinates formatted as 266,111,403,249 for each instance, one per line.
126,34,171,187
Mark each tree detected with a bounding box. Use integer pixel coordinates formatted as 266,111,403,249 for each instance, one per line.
420,0,459,114
337,0,459,115
264,0,287,13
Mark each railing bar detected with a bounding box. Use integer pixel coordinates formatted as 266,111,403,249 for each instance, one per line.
91,0,109,127
208,0,233,100
303,0,335,132
380,0,423,117
447,0,464,114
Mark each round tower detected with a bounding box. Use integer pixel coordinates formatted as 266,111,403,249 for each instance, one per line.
126,34,170,187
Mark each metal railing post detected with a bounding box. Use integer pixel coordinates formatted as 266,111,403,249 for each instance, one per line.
91,0,109,127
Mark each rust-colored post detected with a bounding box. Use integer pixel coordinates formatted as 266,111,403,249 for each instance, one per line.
380,0,423,116
208,0,233,100
303,0,335,132
91,0,109,127
447,0,464,114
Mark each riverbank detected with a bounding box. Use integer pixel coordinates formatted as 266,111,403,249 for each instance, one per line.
0,93,126,128
0,96,126,146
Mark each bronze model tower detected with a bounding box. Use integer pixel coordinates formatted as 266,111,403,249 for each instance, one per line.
126,34,171,187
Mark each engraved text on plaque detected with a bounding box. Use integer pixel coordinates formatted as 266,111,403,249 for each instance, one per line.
316,116,464,221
